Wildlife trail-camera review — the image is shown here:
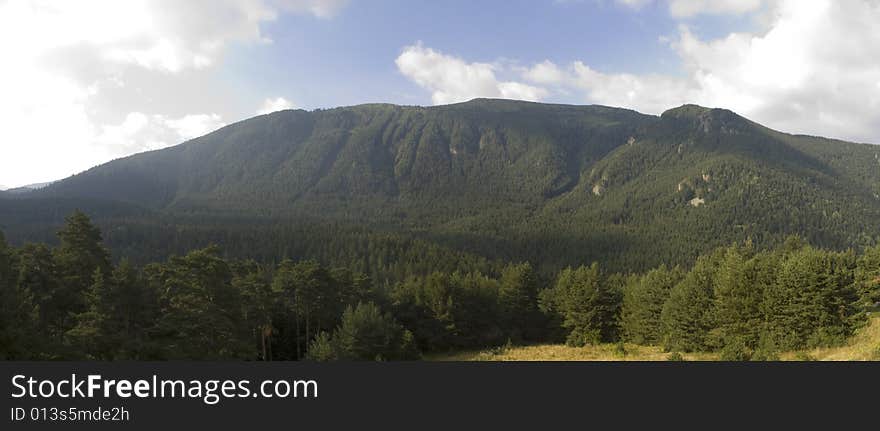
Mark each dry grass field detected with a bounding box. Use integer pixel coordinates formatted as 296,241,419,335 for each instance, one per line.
429,316,880,361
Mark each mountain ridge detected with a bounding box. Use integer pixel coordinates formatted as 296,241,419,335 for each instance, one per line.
5,98,880,272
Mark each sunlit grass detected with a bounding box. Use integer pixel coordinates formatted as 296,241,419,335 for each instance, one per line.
429,316,880,361
426,342,717,361
781,315,880,361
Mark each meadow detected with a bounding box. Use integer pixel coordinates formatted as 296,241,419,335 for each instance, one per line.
429,316,880,361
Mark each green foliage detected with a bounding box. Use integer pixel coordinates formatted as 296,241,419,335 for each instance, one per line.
9,100,880,281
666,352,684,361
68,261,159,359
391,271,508,351
270,260,378,359
750,347,780,361
793,352,817,361
235,270,275,361
306,332,337,361
763,247,858,350
709,244,768,349
151,247,251,359
0,210,875,361
498,263,543,342
614,341,627,357
539,263,621,346
53,211,111,317
621,265,683,345
0,232,36,359
854,245,880,311
718,338,751,361
16,243,64,353
5,102,879,362
661,254,719,352
307,302,419,361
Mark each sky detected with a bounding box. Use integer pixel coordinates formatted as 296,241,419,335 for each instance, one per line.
2,0,880,189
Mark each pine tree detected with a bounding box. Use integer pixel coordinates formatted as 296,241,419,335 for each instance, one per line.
273,260,335,359
498,263,540,342
621,265,683,345
854,245,880,311
109,260,160,359
390,272,457,350
661,254,718,352
0,232,37,359
66,268,107,358
711,245,766,350
54,211,111,314
237,272,276,360
16,243,64,356
764,247,860,350
307,302,419,361
155,247,250,359
539,263,621,346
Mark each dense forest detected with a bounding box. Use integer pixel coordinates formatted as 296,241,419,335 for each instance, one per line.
1,211,877,361
3,100,880,360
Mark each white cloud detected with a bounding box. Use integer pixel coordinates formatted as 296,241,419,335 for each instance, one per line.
613,0,765,17
257,97,296,114
273,0,350,19
522,60,569,85
95,112,226,154
524,60,697,114
615,0,653,10
0,0,349,187
396,43,547,105
522,0,880,143
165,114,226,141
668,0,763,17
674,0,880,141
2,0,277,74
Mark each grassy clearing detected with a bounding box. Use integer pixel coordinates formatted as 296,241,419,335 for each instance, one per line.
782,315,880,361
426,343,715,361
428,316,880,361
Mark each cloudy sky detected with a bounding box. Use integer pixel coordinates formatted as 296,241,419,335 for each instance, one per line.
2,0,880,189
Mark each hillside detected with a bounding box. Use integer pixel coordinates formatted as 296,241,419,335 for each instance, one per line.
35,100,648,214
4,98,880,272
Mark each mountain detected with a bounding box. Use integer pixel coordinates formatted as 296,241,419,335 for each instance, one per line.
4,98,880,272
35,100,650,215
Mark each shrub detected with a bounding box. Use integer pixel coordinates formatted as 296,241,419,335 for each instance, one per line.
794,352,817,361
870,345,880,361
719,339,751,361
750,348,780,361
666,352,684,361
307,302,420,361
614,342,627,357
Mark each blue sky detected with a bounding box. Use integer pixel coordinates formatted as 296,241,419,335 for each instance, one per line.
232,0,753,109
2,0,880,188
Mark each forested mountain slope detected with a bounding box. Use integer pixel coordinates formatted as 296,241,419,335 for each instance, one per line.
4,98,880,273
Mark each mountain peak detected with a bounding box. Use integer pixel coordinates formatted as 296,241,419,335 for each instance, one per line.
661,104,712,118
661,104,749,134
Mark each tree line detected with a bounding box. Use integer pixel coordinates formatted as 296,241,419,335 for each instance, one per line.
1,212,877,361
543,237,879,359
